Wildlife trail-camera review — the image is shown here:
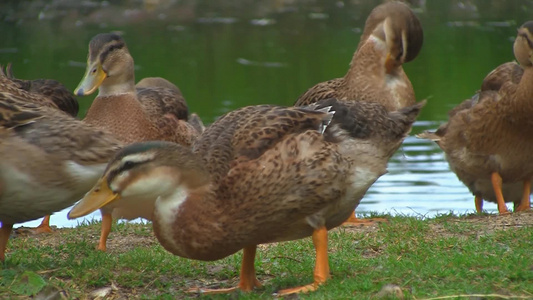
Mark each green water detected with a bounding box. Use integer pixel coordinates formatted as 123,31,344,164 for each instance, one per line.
1,0,528,121
1,0,530,225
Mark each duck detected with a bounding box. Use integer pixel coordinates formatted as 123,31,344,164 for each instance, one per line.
68,98,425,295
417,21,533,214
0,75,122,262
1,64,81,235
135,76,206,134
480,61,523,92
1,63,79,118
74,32,203,251
75,32,200,146
294,1,424,224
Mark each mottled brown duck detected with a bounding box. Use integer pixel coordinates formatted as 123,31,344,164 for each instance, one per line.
74,32,202,251
418,21,533,214
0,64,81,234
294,1,424,224
1,63,79,117
69,98,425,295
136,76,206,134
0,76,122,262
480,61,523,92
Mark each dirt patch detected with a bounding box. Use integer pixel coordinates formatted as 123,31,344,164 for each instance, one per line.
13,223,159,253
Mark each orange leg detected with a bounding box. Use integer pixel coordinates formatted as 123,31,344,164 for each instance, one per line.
97,212,113,251
188,245,262,294
475,195,483,213
13,215,53,235
343,212,387,226
515,179,532,212
0,223,13,262
275,226,330,296
491,172,510,215
34,215,53,233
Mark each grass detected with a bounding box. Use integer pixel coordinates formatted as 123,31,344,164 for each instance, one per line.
1,213,532,299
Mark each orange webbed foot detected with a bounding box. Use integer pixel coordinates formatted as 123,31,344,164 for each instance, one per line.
274,282,322,296
491,172,510,215
13,215,53,235
342,214,387,226
515,179,531,212
275,227,331,296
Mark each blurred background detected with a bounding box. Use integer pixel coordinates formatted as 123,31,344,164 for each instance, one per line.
1,0,531,226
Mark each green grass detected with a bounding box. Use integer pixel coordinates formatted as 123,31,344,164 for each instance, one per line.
1,213,532,299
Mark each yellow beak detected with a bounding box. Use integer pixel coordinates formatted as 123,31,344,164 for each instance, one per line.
68,177,120,219
74,61,106,96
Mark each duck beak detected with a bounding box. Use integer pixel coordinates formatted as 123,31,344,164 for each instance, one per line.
385,53,396,74
74,61,106,96
68,176,120,219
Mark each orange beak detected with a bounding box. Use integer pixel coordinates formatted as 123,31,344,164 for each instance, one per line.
68,176,120,219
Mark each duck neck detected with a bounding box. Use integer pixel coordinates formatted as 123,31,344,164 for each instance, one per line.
344,38,386,85
152,184,240,261
343,36,410,111
83,94,154,144
98,82,136,97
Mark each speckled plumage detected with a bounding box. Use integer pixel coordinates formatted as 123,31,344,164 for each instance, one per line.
294,1,423,111
418,22,533,213
0,64,79,117
480,61,523,92
69,99,425,293
0,76,122,261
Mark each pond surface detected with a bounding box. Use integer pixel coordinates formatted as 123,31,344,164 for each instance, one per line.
1,0,532,228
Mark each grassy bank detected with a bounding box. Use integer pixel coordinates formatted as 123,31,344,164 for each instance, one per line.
1,213,532,299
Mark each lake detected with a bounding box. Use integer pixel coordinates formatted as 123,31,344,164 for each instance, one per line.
1,0,530,228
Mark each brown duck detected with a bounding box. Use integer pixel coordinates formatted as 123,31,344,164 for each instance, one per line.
418,21,533,214
74,32,202,251
0,75,122,262
69,98,425,295
1,63,79,118
1,64,81,234
294,1,424,224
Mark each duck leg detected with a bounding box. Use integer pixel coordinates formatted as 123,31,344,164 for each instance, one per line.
34,215,53,233
343,212,387,226
188,245,261,294
13,215,53,235
275,226,330,296
491,172,510,214
97,212,113,251
475,195,483,213
0,223,13,262
515,179,531,212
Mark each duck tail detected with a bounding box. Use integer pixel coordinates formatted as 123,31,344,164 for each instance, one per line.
314,105,335,134
388,99,427,137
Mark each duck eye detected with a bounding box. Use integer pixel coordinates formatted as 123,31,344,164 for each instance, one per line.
122,161,135,170
91,68,97,74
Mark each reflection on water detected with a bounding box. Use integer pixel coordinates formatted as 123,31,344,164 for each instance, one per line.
360,123,487,217
2,0,528,228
